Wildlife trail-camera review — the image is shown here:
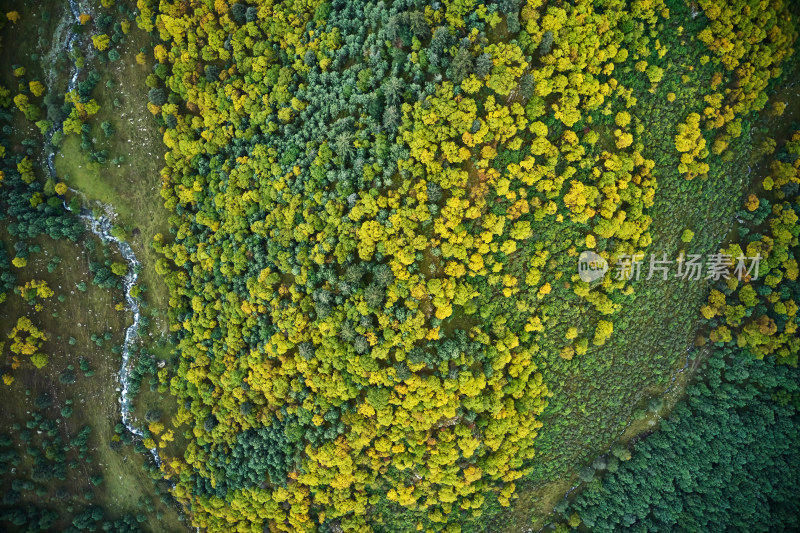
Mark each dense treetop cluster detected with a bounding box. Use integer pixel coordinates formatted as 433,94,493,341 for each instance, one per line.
554,128,800,531
130,0,799,530
703,130,800,363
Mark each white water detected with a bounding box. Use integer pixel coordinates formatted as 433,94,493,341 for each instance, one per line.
45,0,163,467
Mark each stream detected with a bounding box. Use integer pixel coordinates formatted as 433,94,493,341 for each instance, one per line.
44,0,163,467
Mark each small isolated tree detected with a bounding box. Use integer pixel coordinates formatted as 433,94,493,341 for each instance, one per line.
611,443,631,461
519,73,535,99
579,466,595,482
539,30,554,55
592,455,607,471
648,397,664,413
475,53,493,78
147,88,166,106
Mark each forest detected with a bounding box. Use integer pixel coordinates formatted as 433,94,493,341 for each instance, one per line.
0,0,798,532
